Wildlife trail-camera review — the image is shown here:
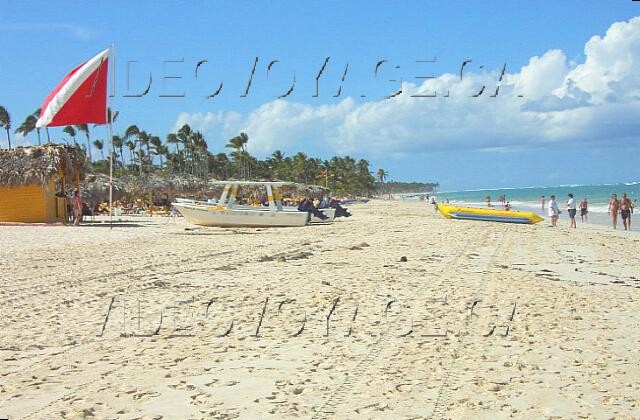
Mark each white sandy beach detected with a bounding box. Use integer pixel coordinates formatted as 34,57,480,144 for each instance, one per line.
1,200,639,419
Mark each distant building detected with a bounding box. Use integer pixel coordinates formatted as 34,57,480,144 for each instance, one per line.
0,145,85,223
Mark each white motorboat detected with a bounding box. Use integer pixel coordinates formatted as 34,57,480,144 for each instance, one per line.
173,181,310,227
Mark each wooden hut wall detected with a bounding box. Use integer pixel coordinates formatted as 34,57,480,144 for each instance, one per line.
0,183,47,222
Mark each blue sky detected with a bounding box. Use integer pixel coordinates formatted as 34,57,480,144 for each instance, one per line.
1,1,639,189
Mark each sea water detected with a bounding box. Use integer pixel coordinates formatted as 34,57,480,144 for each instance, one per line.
430,182,639,213
397,182,639,228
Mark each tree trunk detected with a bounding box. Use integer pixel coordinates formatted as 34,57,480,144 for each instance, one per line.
86,135,92,162
36,128,41,146
6,128,11,149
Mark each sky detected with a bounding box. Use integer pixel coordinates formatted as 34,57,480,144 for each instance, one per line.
1,0,639,190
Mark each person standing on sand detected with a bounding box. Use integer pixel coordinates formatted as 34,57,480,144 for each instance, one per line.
548,195,559,227
567,193,577,228
71,189,83,226
541,195,545,211
430,196,438,213
485,195,492,207
620,193,632,231
608,194,620,229
579,198,588,223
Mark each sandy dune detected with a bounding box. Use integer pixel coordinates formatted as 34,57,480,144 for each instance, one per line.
1,200,639,419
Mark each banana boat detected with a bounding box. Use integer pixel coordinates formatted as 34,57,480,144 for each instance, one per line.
437,204,544,224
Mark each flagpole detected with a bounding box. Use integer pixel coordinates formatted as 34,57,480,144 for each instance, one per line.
108,43,115,229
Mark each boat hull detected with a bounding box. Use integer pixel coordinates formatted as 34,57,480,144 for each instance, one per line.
229,205,336,223
173,204,309,227
437,204,544,224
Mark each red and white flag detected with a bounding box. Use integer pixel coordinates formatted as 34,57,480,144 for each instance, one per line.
36,48,110,128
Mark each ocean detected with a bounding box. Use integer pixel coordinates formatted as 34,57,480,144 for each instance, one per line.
395,182,639,229
427,182,639,214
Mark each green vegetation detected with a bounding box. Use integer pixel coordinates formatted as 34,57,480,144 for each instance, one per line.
379,181,440,193
2,104,438,196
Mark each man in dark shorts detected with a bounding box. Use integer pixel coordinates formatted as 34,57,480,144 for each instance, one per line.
579,198,588,222
620,193,632,231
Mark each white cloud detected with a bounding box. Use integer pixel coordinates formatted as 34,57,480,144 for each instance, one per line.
508,49,570,100
173,111,228,133
174,16,640,158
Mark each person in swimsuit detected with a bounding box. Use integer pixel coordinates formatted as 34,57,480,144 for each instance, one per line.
485,195,492,208
540,195,545,211
566,193,577,228
608,194,619,229
548,195,559,227
71,189,83,226
579,198,588,222
620,193,632,231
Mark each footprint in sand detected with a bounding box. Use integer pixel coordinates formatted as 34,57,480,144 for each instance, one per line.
190,391,210,405
133,390,160,400
204,378,219,387
168,380,195,391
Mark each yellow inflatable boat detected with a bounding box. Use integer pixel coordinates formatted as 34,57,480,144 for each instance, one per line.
437,204,544,224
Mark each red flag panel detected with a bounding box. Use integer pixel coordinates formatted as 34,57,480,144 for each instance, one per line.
36,48,109,128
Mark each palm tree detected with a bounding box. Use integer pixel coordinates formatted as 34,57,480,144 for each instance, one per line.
226,132,249,179
165,133,180,172
112,135,124,166
75,124,91,161
0,106,12,149
125,140,136,168
93,139,104,160
158,144,169,170
32,108,48,143
268,150,286,179
177,124,193,174
190,131,209,177
63,125,77,147
15,115,38,144
293,152,309,183
138,130,151,168
124,125,141,174
376,168,388,197
149,135,163,168
166,133,179,152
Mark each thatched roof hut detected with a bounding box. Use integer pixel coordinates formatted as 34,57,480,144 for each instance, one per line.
81,172,126,204
0,144,85,187
0,144,85,223
120,173,209,201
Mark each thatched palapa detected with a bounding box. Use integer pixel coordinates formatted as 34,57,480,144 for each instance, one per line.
120,173,209,201
0,144,85,187
0,144,85,223
81,173,126,204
